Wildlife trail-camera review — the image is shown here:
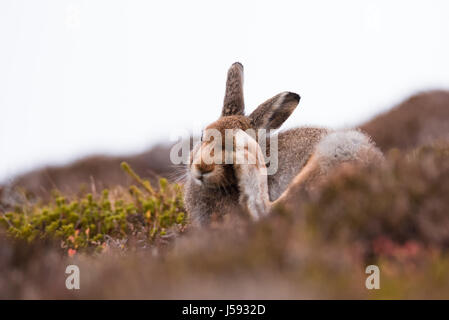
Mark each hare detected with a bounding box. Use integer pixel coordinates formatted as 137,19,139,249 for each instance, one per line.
184,62,383,224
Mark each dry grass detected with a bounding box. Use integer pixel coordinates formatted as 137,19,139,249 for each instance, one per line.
2,90,449,299
1,141,449,299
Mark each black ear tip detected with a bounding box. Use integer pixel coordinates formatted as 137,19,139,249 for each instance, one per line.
286,92,301,103
232,62,244,70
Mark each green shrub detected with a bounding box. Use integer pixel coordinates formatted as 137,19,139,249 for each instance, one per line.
0,162,187,254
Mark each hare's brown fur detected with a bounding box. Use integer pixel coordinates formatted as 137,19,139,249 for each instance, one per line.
184,63,383,224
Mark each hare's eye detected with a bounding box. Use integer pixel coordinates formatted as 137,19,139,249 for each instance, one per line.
200,132,204,142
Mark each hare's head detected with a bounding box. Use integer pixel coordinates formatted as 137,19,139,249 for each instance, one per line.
188,62,300,188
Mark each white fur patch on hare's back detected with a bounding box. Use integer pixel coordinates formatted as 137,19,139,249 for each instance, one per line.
315,130,374,166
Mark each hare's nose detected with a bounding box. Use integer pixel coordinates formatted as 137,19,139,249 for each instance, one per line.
195,162,214,175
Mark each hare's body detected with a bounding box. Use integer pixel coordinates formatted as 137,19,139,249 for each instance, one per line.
185,126,328,223
266,127,328,200
184,63,383,224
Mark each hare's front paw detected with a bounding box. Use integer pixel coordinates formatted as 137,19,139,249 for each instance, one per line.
238,190,270,221
233,130,271,220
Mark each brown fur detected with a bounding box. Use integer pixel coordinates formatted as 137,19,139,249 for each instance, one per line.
186,63,373,223
222,62,245,117
184,63,384,223
206,115,253,138
250,92,301,130
267,127,328,200
185,63,305,224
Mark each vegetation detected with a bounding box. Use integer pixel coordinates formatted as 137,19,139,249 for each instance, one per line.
301,142,449,258
361,90,449,151
1,142,449,299
0,162,187,255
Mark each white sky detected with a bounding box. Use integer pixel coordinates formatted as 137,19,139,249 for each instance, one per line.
1,0,449,183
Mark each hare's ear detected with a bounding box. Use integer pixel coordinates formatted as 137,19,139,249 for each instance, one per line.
249,92,300,130
222,62,245,117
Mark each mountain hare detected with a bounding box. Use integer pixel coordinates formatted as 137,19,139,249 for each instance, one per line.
184,62,383,224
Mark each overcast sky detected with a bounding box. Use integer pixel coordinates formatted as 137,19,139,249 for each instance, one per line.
1,0,449,182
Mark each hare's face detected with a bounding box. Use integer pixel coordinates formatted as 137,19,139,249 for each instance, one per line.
188,115,251,187
187,62,300,188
